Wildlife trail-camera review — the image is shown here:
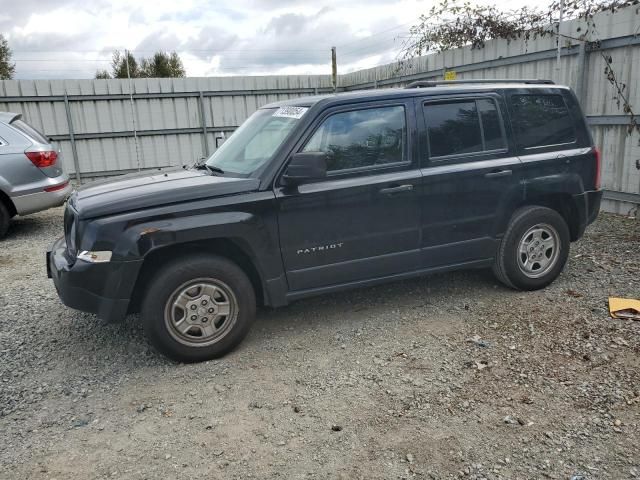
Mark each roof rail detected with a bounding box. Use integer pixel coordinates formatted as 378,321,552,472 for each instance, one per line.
405,79,555,89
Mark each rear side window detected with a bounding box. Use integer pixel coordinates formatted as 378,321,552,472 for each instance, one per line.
509,94,576,150
10,119,49,144
303,105,406,172
424,98,506,159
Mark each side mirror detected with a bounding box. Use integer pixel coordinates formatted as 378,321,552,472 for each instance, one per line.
282,152,327,186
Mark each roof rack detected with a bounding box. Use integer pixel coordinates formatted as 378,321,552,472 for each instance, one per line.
405,79,555,89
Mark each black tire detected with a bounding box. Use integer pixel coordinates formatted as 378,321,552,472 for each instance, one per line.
141,254,256,362
0,201,10,239
493,206,570,290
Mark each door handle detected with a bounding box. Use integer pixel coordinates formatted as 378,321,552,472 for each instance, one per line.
484,169,512,179
379,184,414,195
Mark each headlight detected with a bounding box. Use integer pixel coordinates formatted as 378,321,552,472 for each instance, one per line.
77,251,112,263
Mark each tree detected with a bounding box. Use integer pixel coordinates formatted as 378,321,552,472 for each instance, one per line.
111,50,141,79
140,51,185,78
0,34,15,80
95,50,185,79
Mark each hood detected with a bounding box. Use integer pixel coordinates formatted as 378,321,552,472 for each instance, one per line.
70,167,260,219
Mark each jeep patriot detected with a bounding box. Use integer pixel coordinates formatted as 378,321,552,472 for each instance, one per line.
47,80,602,362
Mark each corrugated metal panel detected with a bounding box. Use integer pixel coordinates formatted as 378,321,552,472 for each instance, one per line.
0,75,333,176
0,5,638,213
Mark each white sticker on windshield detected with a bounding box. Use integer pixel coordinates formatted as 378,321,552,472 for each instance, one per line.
272,106,308,119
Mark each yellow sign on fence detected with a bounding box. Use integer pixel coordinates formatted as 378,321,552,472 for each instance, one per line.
444,70,457,81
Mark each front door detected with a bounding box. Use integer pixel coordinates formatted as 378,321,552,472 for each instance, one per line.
275,101,422,292
417,94,524,268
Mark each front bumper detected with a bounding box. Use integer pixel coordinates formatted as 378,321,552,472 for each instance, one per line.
47,236,142,323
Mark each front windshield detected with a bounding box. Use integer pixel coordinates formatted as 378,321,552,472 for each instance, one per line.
206,107,306,175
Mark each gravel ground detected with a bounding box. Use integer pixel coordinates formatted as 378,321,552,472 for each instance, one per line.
0,207,638,480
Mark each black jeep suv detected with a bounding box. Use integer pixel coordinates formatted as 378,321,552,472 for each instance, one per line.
48,80,602,362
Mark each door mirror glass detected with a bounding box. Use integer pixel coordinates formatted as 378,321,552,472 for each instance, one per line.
282,152,327,185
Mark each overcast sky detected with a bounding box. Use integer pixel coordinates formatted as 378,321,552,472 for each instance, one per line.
2,0,531,79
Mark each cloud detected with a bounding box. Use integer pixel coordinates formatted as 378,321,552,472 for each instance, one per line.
180,28,238,60
6,0,421,79
264,13,314,36
0,0,107,30
134,31,186,55
213,9,375,72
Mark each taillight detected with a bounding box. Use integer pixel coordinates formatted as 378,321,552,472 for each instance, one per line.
25,150,58,168
593,147,602,190
44,181,69,192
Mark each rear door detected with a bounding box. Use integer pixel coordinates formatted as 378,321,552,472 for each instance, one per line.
505,89,595,192
275,100,422,292
418,93,523,268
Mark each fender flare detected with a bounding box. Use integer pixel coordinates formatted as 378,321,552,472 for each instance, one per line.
109,210,285,307
494,173,585,238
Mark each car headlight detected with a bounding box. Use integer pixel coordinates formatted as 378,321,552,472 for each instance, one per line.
77,251,112,263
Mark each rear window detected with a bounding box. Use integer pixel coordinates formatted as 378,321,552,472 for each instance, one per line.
424,98,506,159
509,94,576,150
10,119,49,144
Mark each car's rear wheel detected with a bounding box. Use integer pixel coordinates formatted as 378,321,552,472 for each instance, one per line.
493,206,570,290
0,201,11,239
141,254,255,362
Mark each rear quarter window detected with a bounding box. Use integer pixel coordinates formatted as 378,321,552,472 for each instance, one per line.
509,94,576,151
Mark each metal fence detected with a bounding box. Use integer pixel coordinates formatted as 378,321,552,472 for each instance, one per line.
1,6,639,214
0,76,335,183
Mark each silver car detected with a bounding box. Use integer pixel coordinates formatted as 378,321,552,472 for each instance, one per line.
0,112,71,238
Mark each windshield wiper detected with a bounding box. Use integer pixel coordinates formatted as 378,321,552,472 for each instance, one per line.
204,164,224,175
191,159,224,176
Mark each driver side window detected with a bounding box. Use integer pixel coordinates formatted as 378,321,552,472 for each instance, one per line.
303,105,407,172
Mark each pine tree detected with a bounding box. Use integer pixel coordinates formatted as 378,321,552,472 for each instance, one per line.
0,35,15,80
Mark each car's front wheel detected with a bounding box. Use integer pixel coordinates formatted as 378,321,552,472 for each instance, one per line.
493,205,570,290
141,254,256,362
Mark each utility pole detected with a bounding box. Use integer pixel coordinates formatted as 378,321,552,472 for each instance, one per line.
331,46,337,92
125,49,141,171
556,0,565,74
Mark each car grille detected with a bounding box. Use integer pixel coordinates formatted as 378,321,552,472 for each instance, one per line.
63,204,78,259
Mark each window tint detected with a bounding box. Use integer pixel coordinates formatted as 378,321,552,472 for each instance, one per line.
424,98,506,158
11,119,49,144
303,106,406,172
478,99,506,151
510,94,576,149
425,101,482,157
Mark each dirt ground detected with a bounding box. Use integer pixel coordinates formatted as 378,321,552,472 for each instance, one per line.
0,208,638,479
